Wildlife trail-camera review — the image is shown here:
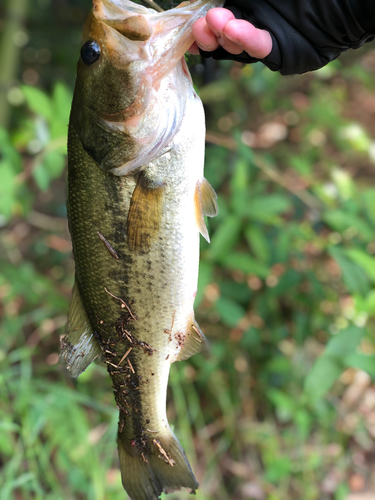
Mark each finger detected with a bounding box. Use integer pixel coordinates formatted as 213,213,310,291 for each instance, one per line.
205,8,236,36
217,32,244,55
192,17,220,51
187,42,200,55
224,20,272,59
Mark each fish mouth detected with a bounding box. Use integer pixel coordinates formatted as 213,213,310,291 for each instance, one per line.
83,0,222,175
93,0,222,68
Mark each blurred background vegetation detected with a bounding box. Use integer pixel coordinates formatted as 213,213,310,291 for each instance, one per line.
1,0,375,499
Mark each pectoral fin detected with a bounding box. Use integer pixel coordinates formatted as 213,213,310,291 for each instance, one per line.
194,178,218,242
176,319,208,361
60,282,102,377
127,172,165,253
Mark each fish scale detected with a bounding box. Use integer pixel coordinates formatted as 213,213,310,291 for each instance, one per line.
60,0,221,498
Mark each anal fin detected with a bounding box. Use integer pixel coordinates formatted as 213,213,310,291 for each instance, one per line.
176,319,208,361
60,282,102,378
194,178,218,243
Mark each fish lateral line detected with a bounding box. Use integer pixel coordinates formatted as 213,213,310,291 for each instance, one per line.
104,286,137,320
97,231,120,260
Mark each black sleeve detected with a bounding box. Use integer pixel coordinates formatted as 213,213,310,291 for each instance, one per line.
199,0,375,75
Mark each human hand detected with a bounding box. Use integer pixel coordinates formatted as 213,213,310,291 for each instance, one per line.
189,7,272,59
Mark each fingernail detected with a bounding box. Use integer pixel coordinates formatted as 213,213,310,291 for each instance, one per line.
196,41,216,51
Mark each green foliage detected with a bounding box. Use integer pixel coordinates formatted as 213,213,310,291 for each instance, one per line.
305,326,365,400
2,6,375,499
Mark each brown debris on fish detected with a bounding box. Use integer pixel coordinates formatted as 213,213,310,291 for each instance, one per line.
60,0,220,498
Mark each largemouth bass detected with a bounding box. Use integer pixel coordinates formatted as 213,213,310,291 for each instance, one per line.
60,0,219,498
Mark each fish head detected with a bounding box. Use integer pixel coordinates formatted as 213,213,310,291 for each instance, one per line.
70,0,221,175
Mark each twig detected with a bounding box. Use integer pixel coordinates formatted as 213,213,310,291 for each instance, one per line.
119,347,132,365
192,324,203,343
127,358,135,374
153,439,175,466
97,232,119,260
104,287,137,320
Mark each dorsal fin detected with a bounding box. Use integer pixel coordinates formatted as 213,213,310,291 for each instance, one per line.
175,319,208,361
60,282,102,377
194,178,218,243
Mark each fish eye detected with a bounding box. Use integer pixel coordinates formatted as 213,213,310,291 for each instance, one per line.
80,40,101,65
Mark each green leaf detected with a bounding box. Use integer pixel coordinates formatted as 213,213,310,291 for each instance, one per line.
324,210,373,241
43,150,66,179
22,86,52,121
221,252,269,277
33,163,51,191
305,326,365,400
230,159,248,195
329,247,369,295
362,188,375,226
230,159,249,215
196,261,213,307
270,270,301,295
294,409,313,440
264,456,292,483
50,83,72,142
214,297,246,327
0,128,22,170
304,355,342,401
219,280,251,305
244,225,271,264
344,352,375,378
345,248,375,281
267,389,295,422
245,194,292,223
290,155,312,176
52,82,73,123
0,160,17,220
324,325,364,357
206,215,242,261
364,290,375,316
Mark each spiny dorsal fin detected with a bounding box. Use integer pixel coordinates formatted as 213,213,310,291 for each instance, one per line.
60,282,102,378
194,178,218,243
127,172,165,253
176,319,208,361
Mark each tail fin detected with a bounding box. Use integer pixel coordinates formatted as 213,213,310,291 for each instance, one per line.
118,429,198,500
